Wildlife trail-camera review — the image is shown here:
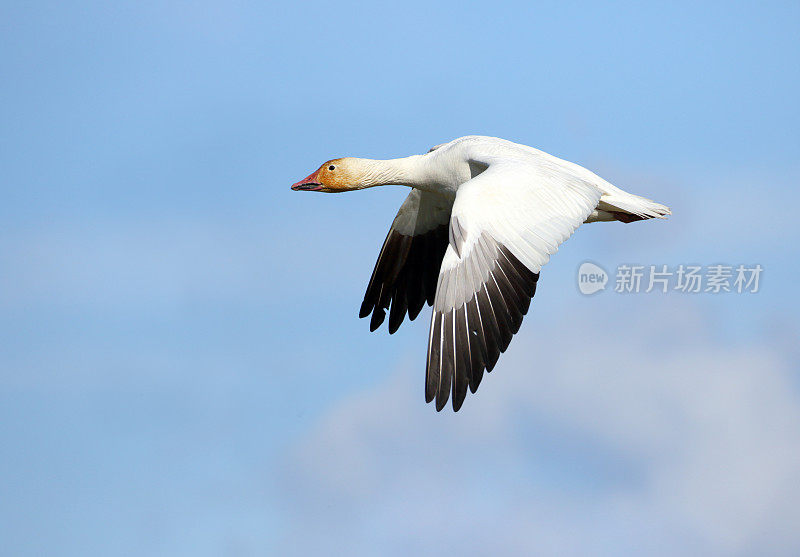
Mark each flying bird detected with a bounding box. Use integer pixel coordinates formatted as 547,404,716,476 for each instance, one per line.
291,136,669,411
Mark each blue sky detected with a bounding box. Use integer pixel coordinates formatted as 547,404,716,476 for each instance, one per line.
2,1,799,555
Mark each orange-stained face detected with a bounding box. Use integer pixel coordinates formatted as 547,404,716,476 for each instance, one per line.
291,158,359,193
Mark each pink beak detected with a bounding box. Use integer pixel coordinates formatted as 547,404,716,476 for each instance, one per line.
291,170,323,191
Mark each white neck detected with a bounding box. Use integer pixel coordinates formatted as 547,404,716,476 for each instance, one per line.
357,155,430,189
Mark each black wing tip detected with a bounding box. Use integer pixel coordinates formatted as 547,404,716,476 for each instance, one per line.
360,221,450,336
358,301,373,319
468,370,483,393
425,388,469,412
425,384,472,412
369,309,386,332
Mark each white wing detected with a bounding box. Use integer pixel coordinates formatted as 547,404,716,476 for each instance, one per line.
426,157,602,411
360,189,453,333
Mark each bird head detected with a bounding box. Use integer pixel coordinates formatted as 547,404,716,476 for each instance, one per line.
291,158,369,193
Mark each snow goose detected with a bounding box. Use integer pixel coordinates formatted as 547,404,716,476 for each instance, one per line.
291,136,670,411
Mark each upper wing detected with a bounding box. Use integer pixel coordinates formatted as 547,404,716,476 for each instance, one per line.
426,158,603,411
360,189,454,333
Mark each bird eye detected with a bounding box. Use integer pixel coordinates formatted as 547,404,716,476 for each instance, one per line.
329,165,335,171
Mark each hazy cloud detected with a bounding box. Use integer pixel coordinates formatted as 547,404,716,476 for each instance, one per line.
278,306,800,556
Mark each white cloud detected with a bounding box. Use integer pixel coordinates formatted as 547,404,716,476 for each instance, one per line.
277,305,800,556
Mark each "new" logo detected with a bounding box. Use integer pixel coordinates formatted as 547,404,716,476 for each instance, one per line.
577,262,608,295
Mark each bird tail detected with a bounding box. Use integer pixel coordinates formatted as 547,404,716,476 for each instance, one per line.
595,192,671,223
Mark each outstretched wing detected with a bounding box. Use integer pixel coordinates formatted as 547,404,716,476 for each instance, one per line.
426,158,603,411
360,190,454,334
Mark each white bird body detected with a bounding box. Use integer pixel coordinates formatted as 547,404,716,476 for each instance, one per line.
291,136,670,411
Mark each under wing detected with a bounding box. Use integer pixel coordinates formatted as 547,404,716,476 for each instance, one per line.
360,189,454,333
